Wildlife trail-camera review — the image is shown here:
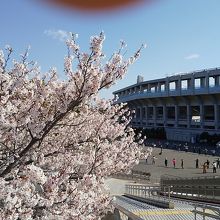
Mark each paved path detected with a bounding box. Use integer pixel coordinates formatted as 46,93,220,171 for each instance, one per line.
132,147,220,183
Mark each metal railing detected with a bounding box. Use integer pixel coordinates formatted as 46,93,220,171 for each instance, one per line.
113,180,220,219
160,176,220,203
192,204,220,219
125,184,175,209
126,184,162,199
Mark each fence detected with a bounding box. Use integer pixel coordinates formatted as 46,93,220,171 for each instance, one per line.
125,184,174,208
192,204,220,219
160,175,220,203
114,178,220,219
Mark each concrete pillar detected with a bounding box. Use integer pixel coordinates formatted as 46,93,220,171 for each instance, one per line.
140,106,143,126
205,76,209,89
200,105,204,128
134,87,137,93
176,79,181,92
144,106,147,120
190,75,195,92
153,106,156,126
163,105,167,127
187,105,191,128
175,81,178,90
215,76,220,87
214,104,219,130
141,107,144,120
158,82,161,92
147,84,150,92
165,79,170,94
155,84,158,92
145,106,148,124
187,79,190,90
137,107,141,121
145,105,147,121
139,85,142,93
175,105,178,127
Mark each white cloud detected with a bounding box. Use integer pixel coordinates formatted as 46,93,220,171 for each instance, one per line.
44,29,69,42
184,53,200,60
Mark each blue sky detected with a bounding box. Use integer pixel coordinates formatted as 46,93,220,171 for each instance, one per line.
1,0,220,99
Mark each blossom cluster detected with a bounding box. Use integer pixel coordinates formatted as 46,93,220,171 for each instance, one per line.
0,33,145,219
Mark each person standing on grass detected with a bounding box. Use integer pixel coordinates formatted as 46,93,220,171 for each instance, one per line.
181,159,184,169
172,158,176,168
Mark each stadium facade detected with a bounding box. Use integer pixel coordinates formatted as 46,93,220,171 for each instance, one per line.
113,68,220,142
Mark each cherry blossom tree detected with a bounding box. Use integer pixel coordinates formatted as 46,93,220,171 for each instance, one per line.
0,32,147,220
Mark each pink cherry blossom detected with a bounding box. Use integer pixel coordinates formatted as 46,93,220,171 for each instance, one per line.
0,32,146,219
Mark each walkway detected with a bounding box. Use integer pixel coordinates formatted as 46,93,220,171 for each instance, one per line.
114,195,218,220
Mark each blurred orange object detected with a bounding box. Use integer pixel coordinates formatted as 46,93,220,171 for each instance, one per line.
44,0,145,12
